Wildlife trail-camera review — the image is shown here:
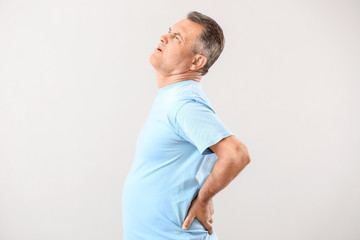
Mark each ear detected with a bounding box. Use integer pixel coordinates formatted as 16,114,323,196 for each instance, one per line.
190,54,207,71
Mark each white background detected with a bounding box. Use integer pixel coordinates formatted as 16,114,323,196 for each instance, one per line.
1,0,359,239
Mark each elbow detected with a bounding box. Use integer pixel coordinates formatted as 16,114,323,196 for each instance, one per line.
234,142,251,167
216,137,251,174
242,144,251,165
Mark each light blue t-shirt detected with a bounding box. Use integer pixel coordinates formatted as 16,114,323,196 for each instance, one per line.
122,80,233,240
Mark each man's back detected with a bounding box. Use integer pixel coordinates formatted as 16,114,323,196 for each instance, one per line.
122,80,232,240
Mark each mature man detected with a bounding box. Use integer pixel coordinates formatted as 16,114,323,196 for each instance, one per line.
122,11,250,240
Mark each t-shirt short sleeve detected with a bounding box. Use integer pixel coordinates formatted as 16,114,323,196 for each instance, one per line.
174,100,233,155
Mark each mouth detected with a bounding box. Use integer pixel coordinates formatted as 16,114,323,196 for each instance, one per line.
156,44,163,53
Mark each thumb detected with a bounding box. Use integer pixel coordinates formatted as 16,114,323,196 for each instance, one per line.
182,215,195,230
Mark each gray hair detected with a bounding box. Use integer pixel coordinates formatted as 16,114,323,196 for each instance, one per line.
187,11,225,75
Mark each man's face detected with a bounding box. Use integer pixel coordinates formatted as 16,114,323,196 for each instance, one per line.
149,18,204,76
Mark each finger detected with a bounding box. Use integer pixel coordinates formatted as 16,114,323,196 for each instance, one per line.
203,221,213,235
182,215,195,230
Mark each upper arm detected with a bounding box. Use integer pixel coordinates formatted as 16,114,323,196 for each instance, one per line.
175,101,233,155
209,135,250,163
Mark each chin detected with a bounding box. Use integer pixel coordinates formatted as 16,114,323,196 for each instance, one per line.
149,54,158,69
149,53,154,64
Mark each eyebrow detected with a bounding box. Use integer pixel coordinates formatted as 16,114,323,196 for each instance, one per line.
169,27,184,42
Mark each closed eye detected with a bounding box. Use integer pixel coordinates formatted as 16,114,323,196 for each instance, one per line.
168,27,182,43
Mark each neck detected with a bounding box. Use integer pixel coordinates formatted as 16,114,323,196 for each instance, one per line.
156,71,202,89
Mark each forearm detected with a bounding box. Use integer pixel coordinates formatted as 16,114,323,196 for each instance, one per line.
197,144,250,202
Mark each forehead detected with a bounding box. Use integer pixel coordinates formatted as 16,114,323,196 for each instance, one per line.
172,18,203,42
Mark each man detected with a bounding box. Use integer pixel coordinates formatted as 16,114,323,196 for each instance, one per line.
122,11,250,240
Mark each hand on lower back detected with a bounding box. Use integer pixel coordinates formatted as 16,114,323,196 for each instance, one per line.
182,196,214,235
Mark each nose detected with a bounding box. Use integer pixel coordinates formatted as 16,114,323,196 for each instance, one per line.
160,34,169,44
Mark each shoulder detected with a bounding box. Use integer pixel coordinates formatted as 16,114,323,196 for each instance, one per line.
176,100,215,118
167,81,215,121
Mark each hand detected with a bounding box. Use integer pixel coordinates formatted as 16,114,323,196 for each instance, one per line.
182,196,214,235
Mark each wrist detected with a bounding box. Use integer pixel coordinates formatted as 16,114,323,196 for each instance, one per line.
197,189,212,202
